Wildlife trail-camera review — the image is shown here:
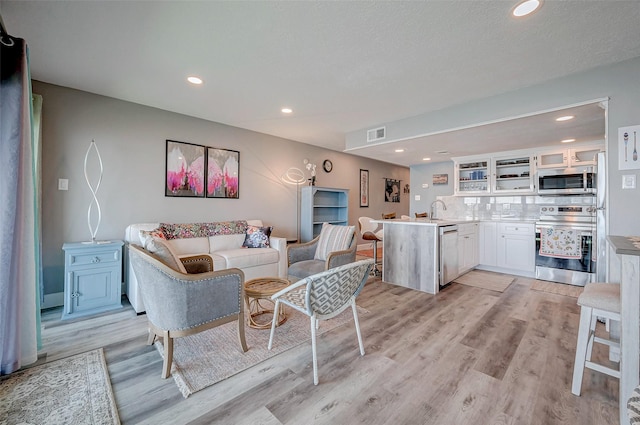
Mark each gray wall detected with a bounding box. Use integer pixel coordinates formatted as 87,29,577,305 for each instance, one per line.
409,161,454,216
35,81,409,298
349,56,640,236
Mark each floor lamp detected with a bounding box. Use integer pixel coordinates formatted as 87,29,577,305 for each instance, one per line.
282,167,306,242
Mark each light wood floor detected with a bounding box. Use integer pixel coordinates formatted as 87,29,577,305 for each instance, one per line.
38,276,619,424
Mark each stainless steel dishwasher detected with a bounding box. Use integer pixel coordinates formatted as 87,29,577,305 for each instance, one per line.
438,224,459,287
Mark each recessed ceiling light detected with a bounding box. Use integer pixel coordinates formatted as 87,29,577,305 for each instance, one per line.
556,115,575,122
512,0,542,17
561,138,576,143
187,76,203,85
423,157,431,161
395,149,405,153
281,108,293,114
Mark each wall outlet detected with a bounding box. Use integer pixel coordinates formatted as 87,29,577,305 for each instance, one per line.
58,179,69,191
414,195,421,201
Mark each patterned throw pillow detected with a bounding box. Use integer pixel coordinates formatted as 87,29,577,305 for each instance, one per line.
139,228,166,247
242,225,272,248
314,223,355,261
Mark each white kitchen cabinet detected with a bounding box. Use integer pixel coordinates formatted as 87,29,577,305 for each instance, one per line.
454,152,535,196
537,146,603,169
492,154,535,193
454,158,490,195
478,222,497,266
458,223,479,274
496,222,535,273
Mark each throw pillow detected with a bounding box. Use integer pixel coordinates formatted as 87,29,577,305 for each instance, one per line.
145,237,187,273
242,225,272,248
314,223,355,261
139,228,166,247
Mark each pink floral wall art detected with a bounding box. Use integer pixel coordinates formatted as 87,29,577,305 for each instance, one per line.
207,147,240,198
165,140,206,197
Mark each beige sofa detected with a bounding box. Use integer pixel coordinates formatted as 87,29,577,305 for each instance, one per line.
124,220,287,313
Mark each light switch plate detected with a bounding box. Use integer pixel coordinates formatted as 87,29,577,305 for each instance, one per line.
58,179,69,191
622,174,636,189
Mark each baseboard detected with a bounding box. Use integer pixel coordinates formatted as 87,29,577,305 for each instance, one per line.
42,292,64,309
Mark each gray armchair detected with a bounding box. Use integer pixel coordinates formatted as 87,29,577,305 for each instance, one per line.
287,224,357,282
128,244,248,378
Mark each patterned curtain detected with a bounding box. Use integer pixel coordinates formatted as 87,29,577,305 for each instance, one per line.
0,30,41,374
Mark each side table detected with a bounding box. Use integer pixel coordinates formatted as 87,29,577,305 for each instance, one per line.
62,240,124,320
244,277,290,329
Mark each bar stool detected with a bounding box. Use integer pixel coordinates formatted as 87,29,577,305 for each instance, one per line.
358,217,383,276
381,212,396,220
571,282,621,396
415,212,428,218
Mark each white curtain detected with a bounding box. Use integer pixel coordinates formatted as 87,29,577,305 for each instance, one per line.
0,32,41,374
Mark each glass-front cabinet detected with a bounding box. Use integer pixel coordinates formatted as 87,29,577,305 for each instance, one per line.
455,159,490,195
492,154,535,193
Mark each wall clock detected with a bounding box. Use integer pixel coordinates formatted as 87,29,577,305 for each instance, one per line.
323,159,333,173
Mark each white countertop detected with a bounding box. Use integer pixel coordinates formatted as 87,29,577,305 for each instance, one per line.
371,218,480,227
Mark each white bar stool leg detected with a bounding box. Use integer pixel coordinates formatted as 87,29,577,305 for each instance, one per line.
572,305,593,396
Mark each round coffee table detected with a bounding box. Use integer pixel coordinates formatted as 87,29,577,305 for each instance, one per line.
244,277,290,329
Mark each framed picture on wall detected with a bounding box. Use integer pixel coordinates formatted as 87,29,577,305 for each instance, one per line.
385,178,400,203
206,147,240,198
433,174,448,185
360,169,369,207
165,140,206,197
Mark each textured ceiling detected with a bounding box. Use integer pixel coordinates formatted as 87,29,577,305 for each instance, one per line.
2,1,639,165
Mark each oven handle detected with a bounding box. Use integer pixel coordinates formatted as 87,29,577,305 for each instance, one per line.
535,221,595,233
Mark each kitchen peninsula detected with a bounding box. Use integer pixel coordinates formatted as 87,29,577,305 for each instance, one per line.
373,218,479,294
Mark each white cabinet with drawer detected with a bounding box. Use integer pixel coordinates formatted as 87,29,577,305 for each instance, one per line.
62,240,123,320
496,222,535,273
478,221,535,276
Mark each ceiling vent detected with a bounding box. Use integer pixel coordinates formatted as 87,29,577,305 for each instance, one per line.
367,127,386,142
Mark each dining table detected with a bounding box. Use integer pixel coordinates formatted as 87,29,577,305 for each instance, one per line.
607,235,640,425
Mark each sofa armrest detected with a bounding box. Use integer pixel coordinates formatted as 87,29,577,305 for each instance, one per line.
268,236,288,278
326,239,357,269
180,254,214,274
287,236,320,266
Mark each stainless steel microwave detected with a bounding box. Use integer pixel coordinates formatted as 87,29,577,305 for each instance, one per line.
537,169,596,195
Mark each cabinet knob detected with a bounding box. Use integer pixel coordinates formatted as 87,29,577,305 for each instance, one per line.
91,256,100,263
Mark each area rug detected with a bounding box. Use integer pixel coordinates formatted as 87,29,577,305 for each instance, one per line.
0,348,120,425
156,306,368,397
454,270,514,292
530,280,584,298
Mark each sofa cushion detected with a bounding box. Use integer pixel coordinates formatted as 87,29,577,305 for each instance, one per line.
288,259,326,281
165,237,209,256
210,234,246,252
314,223,355,261
243,225,272,248
145,237,187,273
217,248,279,269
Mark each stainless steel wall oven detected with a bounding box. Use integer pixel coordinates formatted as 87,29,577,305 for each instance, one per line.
535,205,596,286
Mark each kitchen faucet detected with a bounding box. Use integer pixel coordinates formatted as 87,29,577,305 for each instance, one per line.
430,199,447,220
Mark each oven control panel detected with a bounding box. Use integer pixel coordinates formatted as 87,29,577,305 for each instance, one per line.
539,204,595,223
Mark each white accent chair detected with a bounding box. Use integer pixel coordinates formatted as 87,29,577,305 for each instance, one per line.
268,259,374,385
571,282,621,396
358,217,383,276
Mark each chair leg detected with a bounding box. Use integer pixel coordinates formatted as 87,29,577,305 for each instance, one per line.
572,305,593,396
162,331,173,379
238,312,248,352
311,314,319,385
586,313,597,362
147,328,157,345
352,301,365,356
268,299,280,350
372,240,381,276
